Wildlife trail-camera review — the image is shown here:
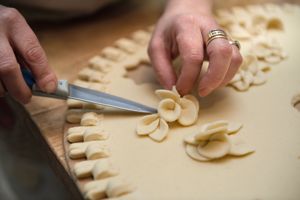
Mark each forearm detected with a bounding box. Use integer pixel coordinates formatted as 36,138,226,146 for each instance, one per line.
164,0,213,15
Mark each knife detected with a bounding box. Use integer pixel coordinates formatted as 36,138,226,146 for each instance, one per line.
22,68,157,114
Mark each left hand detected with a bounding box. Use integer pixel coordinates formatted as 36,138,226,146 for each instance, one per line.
148,0,243,97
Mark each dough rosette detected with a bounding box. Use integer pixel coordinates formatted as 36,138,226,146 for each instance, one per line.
136,87,199,142
184,120,255,161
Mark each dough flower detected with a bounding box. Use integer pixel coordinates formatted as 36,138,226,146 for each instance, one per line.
184,120,255,162
136,87,199,142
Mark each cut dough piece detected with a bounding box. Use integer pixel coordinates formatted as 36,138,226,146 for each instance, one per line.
88,56,114,73
252,71,267,85
178,98,198,126
229,73,242,84
136,114,159,136
92,159,119,180
197,133,231,159
67,126,107,143
183,95,199,112
264,55,282,64
74,159,99,178
228,136,255,156
231,80,250,91
183,132,199,145
131,30,151,45
67,126,88,143
84,128,109,142
229,24,252,39
67,99,83,108
115,38,139,54
155,89,180,103
148,119,169,142
185,144,210,162
102,46,126,62
157,99,181,122
106,178,135,198
226,122,243,135
66,109,84,124
86,143,110,160
81,112,103,126
194,120,229,141
84,179,108,200
69,141,108,159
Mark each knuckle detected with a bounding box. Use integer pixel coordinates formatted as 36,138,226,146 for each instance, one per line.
148,38,163,55
24,45,45,64
0,7,21,23
0,58,18,75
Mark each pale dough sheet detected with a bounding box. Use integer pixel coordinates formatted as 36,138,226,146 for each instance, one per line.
95,7,300,200
65,4,300,200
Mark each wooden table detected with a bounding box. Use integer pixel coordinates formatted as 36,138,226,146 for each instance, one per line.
25,0,163,169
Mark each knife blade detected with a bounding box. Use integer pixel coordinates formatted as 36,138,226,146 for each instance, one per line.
22,68,157,114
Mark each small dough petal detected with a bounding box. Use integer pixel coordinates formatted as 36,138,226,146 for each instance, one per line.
178,98,198,126
194,120,229,141
185,144,210,162
229,136,255,156
157,99,181,122
149,119,169,142
136,114,159,136
183,95,199,112
226,122,243,135
155,89,180,103
197,133,231,159
183,132,199,145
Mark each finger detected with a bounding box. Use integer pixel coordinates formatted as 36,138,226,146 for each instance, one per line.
148,35,177,89
0,82,5,97
198,26,232,97
8,13,57,93
175,20,204,95
0,36,32,103
220,45,243,87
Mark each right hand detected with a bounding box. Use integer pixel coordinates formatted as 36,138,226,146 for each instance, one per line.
0,5,57,104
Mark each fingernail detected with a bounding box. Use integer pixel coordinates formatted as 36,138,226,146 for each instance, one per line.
44,81,56,93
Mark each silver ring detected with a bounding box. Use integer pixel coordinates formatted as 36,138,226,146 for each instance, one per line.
229,40,241,50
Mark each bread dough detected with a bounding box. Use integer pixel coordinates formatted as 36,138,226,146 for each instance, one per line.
136,88,200,142
157,98,181,122
64,5,300,199
106,177,135,198
67,125,108,143
148,118,169,142
81,112,103,126
136,114,159,136
69,141,109,160
92,159,119,180
83,177,136,200
184,120,254,161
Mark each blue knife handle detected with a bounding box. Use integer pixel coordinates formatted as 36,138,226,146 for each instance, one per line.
21,68,36,89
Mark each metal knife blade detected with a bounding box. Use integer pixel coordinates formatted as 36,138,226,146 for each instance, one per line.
22,68,157,114
68,84,157,114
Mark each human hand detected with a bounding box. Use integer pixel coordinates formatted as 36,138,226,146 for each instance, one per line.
0,5,57,103
148,0,242,97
